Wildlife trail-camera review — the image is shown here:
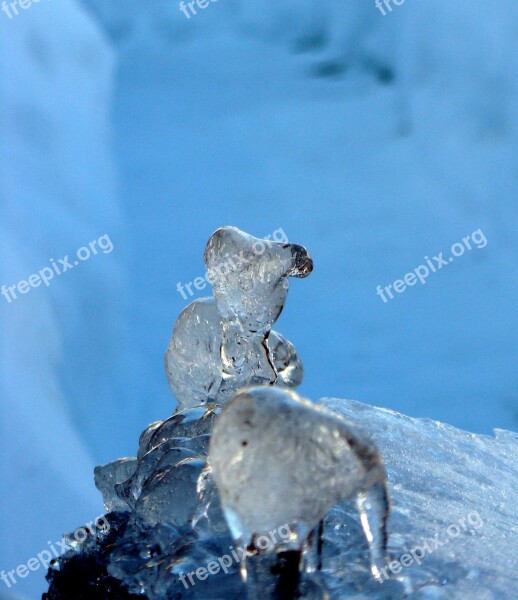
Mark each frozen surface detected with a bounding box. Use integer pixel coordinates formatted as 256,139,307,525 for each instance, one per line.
47,397,517,599
316,398,518,599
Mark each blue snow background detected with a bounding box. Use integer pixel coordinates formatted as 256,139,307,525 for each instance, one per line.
1,0,517,597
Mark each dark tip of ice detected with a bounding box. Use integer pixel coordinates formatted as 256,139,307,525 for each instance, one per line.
288,244,313,278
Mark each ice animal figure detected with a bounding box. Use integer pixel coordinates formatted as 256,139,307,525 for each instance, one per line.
209,386,390,596
165,226,313,410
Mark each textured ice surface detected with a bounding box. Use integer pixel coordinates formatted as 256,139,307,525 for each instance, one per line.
89,405,242,600
95,458,139,512
49,397,517,599
165,227,312,410
209,387,389,584
316,398,518,599
95,406,221,520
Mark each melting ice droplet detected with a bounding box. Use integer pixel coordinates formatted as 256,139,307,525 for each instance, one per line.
209,386,390,594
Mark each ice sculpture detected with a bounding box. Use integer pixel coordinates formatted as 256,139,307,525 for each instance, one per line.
165,226,312,409
95,225,315,546
44,227,517,599
209,386,389,591
46,227,391,600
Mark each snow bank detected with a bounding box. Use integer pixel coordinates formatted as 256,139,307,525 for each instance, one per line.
0,1,132,597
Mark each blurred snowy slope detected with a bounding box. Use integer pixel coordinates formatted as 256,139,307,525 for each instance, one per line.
0,1,140,598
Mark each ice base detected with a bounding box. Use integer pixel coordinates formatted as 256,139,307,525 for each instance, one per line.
45,398,517,599
316,398,517,599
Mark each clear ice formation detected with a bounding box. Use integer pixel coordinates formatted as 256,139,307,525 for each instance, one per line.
92,403,245,598
95,405,221,523
50,399,518,599
208,386,390,589
165,226,312,410
45,227,517,600
89,227,393,599
89,226,320,599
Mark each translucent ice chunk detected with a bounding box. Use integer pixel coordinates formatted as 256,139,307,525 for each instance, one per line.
268,330,304,389
134,456,206,527
165,227,312,410
165,298,223,408
356,482,390,580
208,386,390,592
192,462,230,536
204,227,313,334
94,457,138,512
140,405,220,454
137,420,163,460
114,406,219,510
123,445,199,509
